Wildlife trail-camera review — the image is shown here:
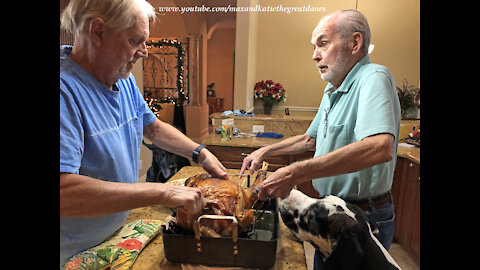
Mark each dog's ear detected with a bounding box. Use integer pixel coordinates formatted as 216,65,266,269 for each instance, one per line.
298,203,330,239
346,203,379,235
279,206,299,234
328,213,359,250
325,226,365,269
142,140,155,149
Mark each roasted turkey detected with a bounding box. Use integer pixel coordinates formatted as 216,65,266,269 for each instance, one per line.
176,163,269,237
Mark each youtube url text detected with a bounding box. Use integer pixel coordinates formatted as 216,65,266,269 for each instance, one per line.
158,5,327,15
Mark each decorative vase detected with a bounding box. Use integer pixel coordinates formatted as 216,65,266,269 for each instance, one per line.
263,103,273,115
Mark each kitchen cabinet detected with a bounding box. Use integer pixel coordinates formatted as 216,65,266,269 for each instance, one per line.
391,156,420,266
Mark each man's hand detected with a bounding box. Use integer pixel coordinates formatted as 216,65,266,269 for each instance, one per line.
240,149,265,175
257,165,297,200
160,184,206,215
198,149,228,179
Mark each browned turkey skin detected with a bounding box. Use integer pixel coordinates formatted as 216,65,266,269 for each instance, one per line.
177,164,268,237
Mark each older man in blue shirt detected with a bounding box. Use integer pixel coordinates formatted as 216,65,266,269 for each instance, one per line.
60,0,228,267
240,9,400,269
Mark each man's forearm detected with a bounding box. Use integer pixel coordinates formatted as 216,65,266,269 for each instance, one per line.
240,133,316,174
258,133,315,158
143,119,198,159
60,173,168,217
290,133,394,185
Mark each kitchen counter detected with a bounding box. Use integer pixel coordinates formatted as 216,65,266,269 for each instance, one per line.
124,166,308,270
210,113,313,137
397,145,420,164
210,112,314,122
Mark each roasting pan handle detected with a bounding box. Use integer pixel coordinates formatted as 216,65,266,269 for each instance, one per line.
193,215,238,242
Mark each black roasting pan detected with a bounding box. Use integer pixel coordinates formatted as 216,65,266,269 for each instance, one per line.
161,199,279,269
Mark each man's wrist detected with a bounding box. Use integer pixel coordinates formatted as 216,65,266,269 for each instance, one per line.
289,159,311,185
192,144,206,164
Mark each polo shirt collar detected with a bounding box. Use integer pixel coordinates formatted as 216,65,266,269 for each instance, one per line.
324,55,371,95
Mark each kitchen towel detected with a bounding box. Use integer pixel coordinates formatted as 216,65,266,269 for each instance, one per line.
233,109,254,117
256,132,284,138
62,219,163,270
222,110,254,117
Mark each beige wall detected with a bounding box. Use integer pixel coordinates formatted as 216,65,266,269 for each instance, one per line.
235,0,420,116
207,28,236,111
234,0,259,113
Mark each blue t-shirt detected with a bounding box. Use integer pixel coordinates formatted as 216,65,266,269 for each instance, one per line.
60,46,157,266
306,55,401,200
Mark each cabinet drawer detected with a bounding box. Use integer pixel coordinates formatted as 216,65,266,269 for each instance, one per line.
222,161,285,172
207,146,289,165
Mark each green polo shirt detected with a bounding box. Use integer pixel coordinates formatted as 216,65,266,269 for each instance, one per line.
306,55,401,200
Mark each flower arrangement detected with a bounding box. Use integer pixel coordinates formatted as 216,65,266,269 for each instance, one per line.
254,80,286,114
254,80,287,104
396,79,419,119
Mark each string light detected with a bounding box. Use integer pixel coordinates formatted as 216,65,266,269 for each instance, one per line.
144,97,162,118
144,96,179,117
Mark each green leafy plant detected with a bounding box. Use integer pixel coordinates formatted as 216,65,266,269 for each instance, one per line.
396,79,419,119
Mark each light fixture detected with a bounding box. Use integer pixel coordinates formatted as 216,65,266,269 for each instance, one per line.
368,44,375,54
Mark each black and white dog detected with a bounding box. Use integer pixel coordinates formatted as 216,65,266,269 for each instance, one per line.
279,189,401,270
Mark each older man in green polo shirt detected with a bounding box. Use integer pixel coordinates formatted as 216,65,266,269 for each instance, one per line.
240,9,400,269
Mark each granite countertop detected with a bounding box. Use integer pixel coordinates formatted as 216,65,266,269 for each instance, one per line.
210,112,314,122
124,166,307,270
397,145,420,164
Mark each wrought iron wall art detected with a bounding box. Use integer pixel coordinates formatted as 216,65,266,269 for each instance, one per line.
144,39,188,104
144,39,189,132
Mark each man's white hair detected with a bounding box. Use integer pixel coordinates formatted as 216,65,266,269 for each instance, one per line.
321,9,371,56
61,0,156,38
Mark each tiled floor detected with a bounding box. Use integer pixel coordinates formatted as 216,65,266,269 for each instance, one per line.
388,243,419,270
303,241,419,270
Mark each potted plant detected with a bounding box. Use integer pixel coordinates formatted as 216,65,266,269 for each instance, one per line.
254,80,287,114
396,79,419,119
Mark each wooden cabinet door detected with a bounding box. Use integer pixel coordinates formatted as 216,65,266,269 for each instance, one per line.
392,157,407,241
409,177,420,265
392,157,420,266
398,161,419,245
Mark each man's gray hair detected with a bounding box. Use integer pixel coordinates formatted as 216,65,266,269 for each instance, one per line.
333,9,371,56
61,0,156,37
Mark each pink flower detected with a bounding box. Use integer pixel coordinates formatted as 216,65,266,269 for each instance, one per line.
65,258,82,270
116,239,143,251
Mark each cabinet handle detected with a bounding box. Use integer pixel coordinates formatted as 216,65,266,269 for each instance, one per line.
241,153,249,156
409,162,415,167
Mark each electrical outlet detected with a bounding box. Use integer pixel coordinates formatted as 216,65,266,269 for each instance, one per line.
252,125,264,133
